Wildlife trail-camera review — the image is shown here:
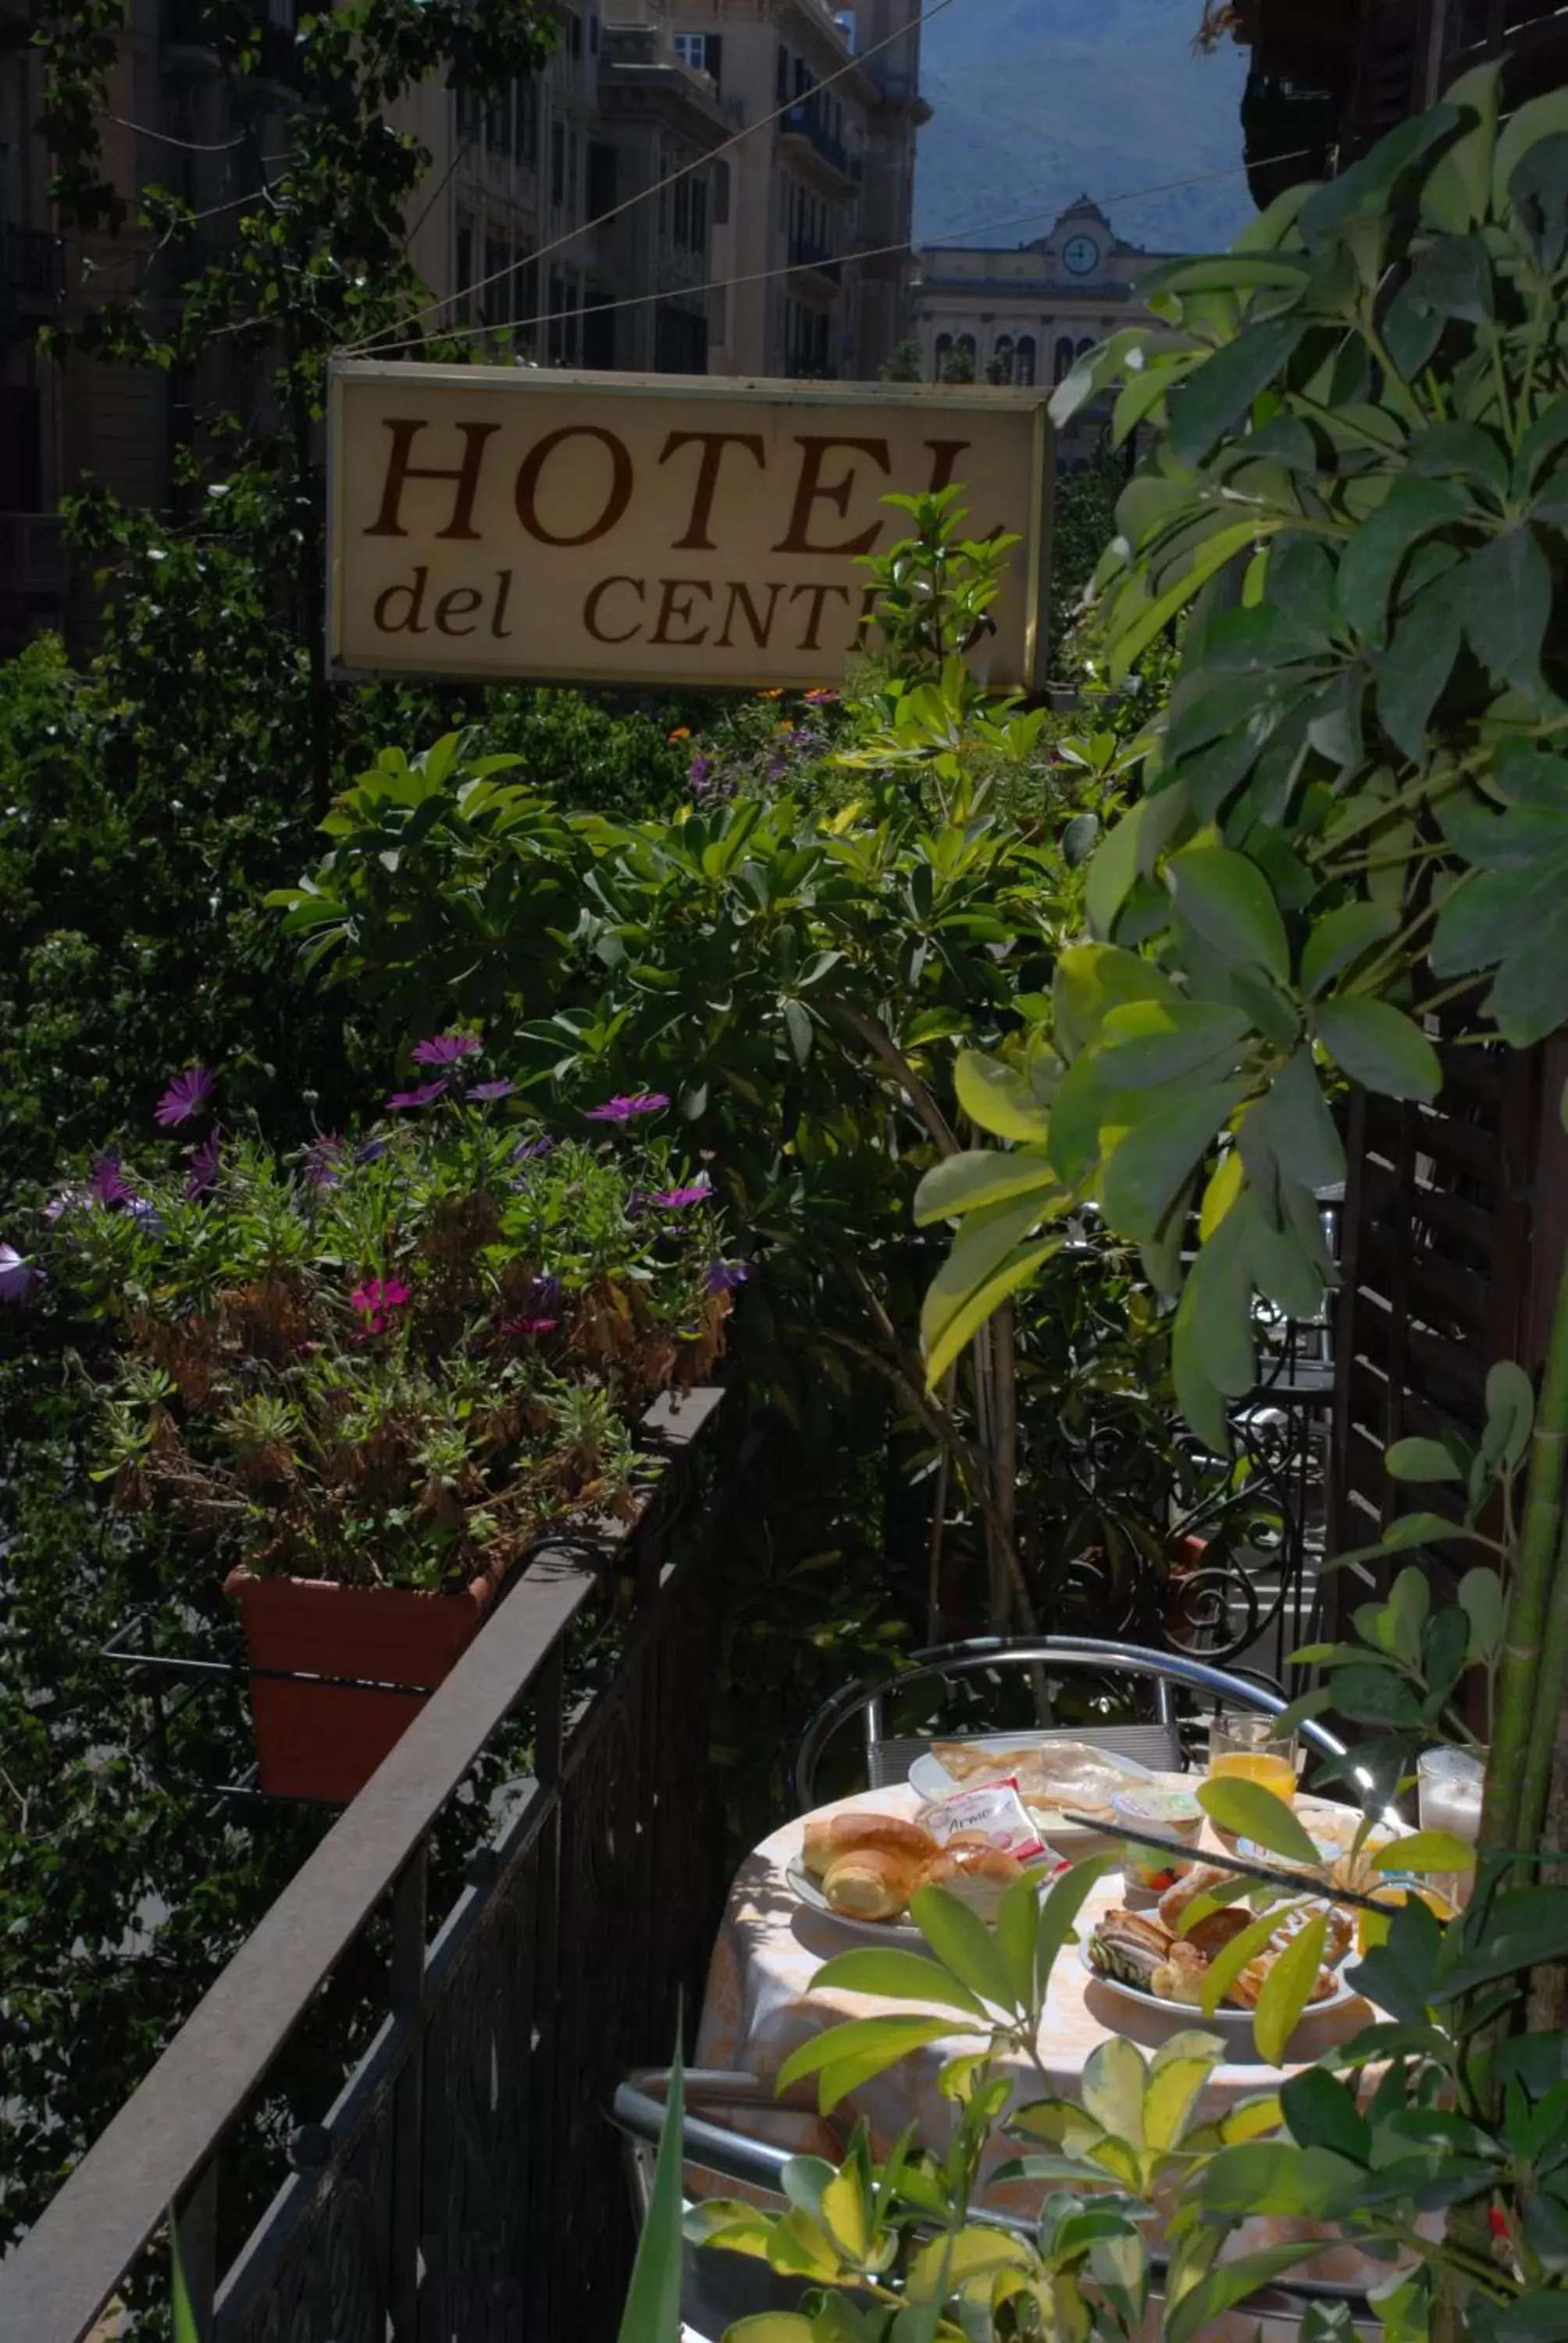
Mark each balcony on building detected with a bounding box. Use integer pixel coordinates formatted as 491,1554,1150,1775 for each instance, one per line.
0,223,66,310
162,0,301,88
780,98,861,188
786,231,843,287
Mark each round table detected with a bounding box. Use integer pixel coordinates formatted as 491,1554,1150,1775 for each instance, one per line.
693,1778,1395,2330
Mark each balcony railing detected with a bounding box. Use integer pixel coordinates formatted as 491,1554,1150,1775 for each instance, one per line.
788,234,843,284
0,1386,729,2343
781,101,861,183
1,223,66,304
162,0,301,85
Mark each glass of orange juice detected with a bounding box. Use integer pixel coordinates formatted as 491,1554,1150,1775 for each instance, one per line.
1206,1710,1299,1806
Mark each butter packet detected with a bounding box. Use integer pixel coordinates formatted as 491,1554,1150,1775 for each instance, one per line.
918,1778,1055,1864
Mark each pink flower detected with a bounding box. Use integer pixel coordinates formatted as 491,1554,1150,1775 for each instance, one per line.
503,1315,560,1338
350,1275,412,1334
155,1066,214,1127
187,1126,223,1200
412,1032,481,1065
584,1093,669,1123
387,1080,447,1110
649,1175,712,1209
466,1078,516,1102
0,1245,41,1303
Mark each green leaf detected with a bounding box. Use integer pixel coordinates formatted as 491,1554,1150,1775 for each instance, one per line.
1196,1778,1322,1867
172,2215,200,2343
1034,1851,1115,2006
716,2318,818,2340
1437,1888,1568,2002
1299,902,1399,997
1510,131,1568,270
1142,2031,1226,2149
953,1049,1053,1143
779,2017,963,2112
1168,319,1308,469
1314,1000,1442,1103
921,1236,1062,1387
1166,2241,1335,2343
1386,1436,1463,1482
1199,1906,1294,2018
1249,1050,1346,1190
1459,1567,1506,1665
1373,1830,1474,1875
1078,2034,1149,2147
617,2042,686,2343
1484,1358,1536,1469
1097,1000,1253,1089
907,1885,1020,2012
810,1949,988,2017
1463,527,1552,700
1104,519,1264,680
1336,477,1469,647
1099,1079,1247,1247
1375,567,1466,762
1280,2067,1371,2162
913,1149,1061,1228
1168,847,1290,986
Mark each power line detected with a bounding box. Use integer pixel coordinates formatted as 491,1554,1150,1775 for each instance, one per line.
338,0,953,358
405,148,1317,356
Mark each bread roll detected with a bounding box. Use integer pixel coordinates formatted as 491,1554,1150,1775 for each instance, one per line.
802,1811,937,1881
924,1845,1025,1922
1156,1863,1233,1933
821,1847,919,1920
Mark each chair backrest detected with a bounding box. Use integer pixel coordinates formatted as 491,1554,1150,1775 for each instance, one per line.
793,1634,1349,1812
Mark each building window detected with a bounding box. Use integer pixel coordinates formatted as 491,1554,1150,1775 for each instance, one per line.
990,333,1014,383
568,12,582,56
589,13,598,52
1053,333,1074,383
486,86,513,158
934,330,952,376
588,141,617,218
712,159,729,225
674,31,707,67
1076,334,1095,359
517,80,538,169
455,87,483,148
483,234,512,331
776,42,790,100
1015,333,1035,385
455,217,474,326
711,284,727,341
551,119,566,208
691,175,707,251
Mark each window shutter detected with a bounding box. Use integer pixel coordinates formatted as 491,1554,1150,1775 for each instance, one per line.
705,33,722,81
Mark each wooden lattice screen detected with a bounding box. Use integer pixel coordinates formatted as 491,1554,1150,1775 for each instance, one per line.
1331,1031,1568,1599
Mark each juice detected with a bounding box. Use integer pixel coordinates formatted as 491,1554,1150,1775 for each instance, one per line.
1207,1749,1297,1803
1356,1882,1455,1954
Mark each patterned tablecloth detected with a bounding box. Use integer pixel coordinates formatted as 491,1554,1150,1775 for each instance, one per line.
693,1778,1393,2332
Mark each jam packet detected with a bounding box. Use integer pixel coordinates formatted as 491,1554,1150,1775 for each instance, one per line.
918,1777,1058,1865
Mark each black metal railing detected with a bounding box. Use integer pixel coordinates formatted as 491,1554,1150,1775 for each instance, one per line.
162,0,301,85
0,223,66,303
782,100,860,181
0,1386,729,2343
787,234,843,283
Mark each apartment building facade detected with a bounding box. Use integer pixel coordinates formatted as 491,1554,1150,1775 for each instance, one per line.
661,0,926,380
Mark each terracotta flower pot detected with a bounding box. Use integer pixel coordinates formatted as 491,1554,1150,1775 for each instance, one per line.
224,1557,509,1804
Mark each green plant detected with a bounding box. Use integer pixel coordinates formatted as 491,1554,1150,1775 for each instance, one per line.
857,488,1023,677
8,1048,729,1590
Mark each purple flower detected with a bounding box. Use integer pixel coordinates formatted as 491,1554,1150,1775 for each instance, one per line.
350,1275,412,1335
650,1175,713,1210
387,1080,447,1111
45,1185,92,1221
304,1135,346,1191
355,1137,388,1164
503,1314,559,1338
706,1258,750,1294
466,1078,516,1102
787,728,815,750
529,1273,563,1315
155,1066,214,1128
127,1197,166,1237
0,1245,41,1303
584,1093,669,1124
187,1126,223,1200
513,1133,555,1162
766,755,787,783
688,756,715,794
90,1152,135,1207
412,1032,481,1065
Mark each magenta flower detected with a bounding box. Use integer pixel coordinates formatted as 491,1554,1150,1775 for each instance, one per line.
503,1315,560,1338
0,1245,41,1303
584,1093,669,1123
707,1259,750,1294
466,1078,516,1102
513,1134,555,1161
90,1152,135,1207
155,1066,214,1127
187,1126,223,1200
387,1079,447,1111
688,756,714,793
650,1175,712,1209
45,1185,93,1221
350,1275,412,1335
412,1032,481,1065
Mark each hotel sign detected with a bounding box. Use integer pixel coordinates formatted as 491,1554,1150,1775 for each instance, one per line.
327,362,1053,690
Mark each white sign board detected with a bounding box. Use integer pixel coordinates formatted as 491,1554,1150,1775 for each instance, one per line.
327,362,1053,690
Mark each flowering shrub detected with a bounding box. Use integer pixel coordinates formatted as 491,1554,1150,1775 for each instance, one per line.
10,1048,739,1592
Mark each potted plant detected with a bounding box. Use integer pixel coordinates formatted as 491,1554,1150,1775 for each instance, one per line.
9,1043,743,1800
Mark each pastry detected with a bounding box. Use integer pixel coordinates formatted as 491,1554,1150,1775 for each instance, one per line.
923,1844,1025,1921
802,1811,938,1881
1150,1942,1210,2003
932,1739,1149,1823
1086,1907,1172,1992
821,1847,920,1921
1157,1863,1235,1933
1228,1949,1340,2010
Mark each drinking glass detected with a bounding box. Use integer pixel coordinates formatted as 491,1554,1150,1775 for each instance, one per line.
1206,1710,1299,1806
1417,1746,1484,1910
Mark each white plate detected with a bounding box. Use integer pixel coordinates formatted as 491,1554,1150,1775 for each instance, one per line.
907,1736,1155,1843
785,1855,931,1943
1077,1939,1360,2037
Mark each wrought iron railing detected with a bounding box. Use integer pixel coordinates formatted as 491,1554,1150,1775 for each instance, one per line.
0,1385,729,2343
0,223,66,303
781,101,860,182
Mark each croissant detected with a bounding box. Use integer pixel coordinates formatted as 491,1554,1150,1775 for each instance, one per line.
923,1845,1025,1921
821,1846,923,1921
802,1811,938,1882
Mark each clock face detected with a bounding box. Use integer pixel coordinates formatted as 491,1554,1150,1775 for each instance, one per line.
1064,234,1099,276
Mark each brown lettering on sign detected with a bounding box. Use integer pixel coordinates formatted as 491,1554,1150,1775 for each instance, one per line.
715,580,787,650
650,578,713,647
584,575,645,643
660,430,768,551
372,566,431,632
516,426,634,547
365,420,498,540
923,439,971,495
789,581,851,651
773,437,892,555
435,585,482,636
492,569,514,638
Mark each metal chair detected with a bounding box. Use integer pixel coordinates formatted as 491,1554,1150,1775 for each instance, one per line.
609,2067,1380,2341
791,1634,1349,1811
